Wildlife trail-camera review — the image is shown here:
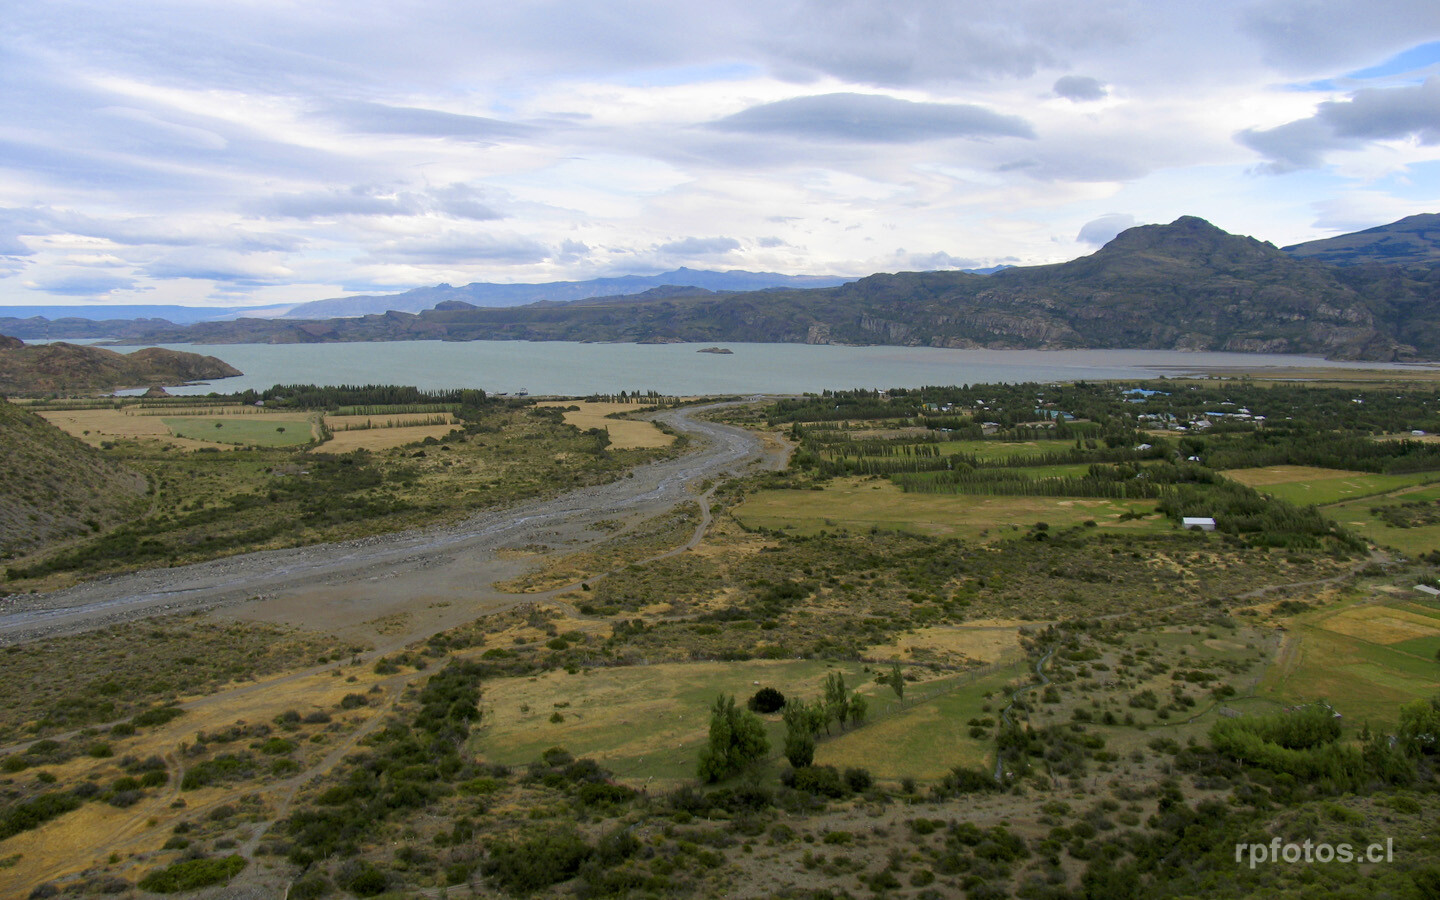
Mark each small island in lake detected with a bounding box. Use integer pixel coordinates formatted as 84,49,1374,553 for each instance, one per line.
697,346,734,354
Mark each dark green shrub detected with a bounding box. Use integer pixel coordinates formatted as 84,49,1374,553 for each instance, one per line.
482,826,592,893
137,855,245,893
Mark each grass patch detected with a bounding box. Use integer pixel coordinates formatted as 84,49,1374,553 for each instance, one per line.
734,477,1166,541
1259,599,1440,728
163,417,316,447
1225,467,1439,505
472,659,874,783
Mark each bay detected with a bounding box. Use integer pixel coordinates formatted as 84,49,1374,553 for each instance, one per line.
120,341,1433,396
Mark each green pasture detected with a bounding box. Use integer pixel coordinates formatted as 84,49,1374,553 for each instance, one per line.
816,662,1024,779
1234,468,1440,506
164,417,315,447
1327,482,1440,556
935,439,1075,461
469,656,1026,784
471,658,875,783
1257,599,1440,728
735,477,1168,541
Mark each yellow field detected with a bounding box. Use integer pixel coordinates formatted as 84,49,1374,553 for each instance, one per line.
866,622,1024,666
735,477,1166,541
320,425,459,452
536,401,674,450
1317,606,1440,644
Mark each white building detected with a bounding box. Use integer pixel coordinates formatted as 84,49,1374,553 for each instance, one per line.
1182,517,1217,531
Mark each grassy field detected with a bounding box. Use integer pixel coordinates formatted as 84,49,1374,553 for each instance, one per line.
163,417,316,447
815,662,1025,779
1327,482,1440,556
734,477,1169,541
471,659,878,783
1257,596,1440,728
1224,466,1440,505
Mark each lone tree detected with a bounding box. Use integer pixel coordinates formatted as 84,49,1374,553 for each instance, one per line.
823,672,853,733
886,661,905,704
697,694,770,782
782,699,826,768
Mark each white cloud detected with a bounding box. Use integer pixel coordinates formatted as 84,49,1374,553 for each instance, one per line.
2,2,1440,307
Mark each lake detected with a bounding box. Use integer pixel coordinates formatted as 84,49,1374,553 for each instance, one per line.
120,341,1434,396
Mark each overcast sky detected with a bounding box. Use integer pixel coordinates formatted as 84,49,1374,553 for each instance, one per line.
3,0,1440,309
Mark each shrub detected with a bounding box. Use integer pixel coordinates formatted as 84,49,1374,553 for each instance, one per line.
790,765,849,799
747,687,786,714
483,826,592,893
137,855,246,893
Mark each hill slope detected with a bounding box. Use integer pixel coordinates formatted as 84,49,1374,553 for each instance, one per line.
0,339,242,394
1283,214,1440,266
0,400,147,557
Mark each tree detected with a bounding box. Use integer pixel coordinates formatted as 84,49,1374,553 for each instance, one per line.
697,694,770,782
886,662,905,704
823,672,851,732
782,699,825,768
848,692,868,726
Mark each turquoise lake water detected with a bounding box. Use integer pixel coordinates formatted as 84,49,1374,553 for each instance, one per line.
119,341,1432,396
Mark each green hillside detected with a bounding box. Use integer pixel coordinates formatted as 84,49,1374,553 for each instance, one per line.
0,400,147,558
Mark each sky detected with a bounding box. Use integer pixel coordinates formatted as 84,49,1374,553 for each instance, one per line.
3,1,1440,309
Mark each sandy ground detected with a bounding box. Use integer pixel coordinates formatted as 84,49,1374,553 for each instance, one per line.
0,403,782,652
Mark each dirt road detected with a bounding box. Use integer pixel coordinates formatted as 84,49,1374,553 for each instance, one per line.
0,402,781,647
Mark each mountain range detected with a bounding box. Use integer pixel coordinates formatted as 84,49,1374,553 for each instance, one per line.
3,215,1439,361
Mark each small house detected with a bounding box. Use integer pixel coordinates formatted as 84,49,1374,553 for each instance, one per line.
1182,517,1217,532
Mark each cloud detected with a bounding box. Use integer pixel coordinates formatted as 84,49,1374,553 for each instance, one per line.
1077,213,1138,245
657,236,742,256
31,273,138,296
709,93,1035,143
1053,76,1107,102
319,101,535,141
144,249,292,286
759,0,1129,87
363,232,551,265
253,184,504,221
1238,77,1440,172
1242,1,1440,74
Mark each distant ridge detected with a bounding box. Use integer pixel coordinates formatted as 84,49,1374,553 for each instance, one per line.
280,267,859,318
1283,213,1440,266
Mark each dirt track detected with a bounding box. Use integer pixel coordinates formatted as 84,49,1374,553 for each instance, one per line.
0,402,782,648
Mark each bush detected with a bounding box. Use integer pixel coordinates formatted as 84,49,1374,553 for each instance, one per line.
790,765,849,798
137,855,246,893
483,827,592,894
747,687,786,714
